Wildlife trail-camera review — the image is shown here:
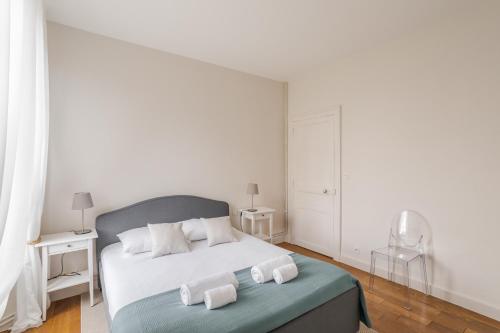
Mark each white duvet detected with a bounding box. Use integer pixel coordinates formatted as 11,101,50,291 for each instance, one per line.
101,229,291,319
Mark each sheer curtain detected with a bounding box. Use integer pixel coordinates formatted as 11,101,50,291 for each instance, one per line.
0,0,49,332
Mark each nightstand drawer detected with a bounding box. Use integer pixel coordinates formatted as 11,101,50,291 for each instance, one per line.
48,240,87,255
254,213,271,220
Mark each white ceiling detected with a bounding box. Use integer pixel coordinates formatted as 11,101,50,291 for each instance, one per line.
45,0,470,81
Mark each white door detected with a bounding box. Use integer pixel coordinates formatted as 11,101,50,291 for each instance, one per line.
289,113,338,257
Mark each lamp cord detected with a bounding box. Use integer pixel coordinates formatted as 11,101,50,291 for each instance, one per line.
48,253,81,280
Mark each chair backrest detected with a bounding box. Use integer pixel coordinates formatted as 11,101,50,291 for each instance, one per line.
389,210,431,252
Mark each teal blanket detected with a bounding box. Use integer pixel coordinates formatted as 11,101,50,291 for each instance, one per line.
112,254,371,333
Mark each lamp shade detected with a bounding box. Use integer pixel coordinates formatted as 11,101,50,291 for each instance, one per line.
246,183,259,195
72,192,94,210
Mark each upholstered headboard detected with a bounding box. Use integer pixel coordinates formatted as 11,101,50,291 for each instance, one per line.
95,195,229,262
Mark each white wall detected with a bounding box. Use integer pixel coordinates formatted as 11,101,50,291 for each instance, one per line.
43,23,286,284
288,3,500,320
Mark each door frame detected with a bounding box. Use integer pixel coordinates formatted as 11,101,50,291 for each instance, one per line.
287,106,342,260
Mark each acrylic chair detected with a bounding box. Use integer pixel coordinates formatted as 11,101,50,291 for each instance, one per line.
369,210,430,310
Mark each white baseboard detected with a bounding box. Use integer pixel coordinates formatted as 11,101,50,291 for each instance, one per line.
340,254,500,321
0,312,15,332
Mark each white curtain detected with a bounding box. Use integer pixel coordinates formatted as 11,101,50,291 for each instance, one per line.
0,0,49,331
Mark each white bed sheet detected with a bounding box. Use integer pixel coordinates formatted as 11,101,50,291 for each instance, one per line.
101,229,291,319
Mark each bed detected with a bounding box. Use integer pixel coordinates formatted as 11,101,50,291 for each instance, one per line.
96,195,370,333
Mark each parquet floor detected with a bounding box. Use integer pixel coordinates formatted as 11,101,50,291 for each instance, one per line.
24,294,80,333
279,243,500,333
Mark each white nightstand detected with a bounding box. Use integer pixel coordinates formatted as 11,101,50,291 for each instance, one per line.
240,207,276,243
34,229,98,321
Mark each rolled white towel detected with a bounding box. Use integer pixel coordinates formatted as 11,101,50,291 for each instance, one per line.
204,284,237,310
273,263,299,284
251,255,294,284
180,272,239,305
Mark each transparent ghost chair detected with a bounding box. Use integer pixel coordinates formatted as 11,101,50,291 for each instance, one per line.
369,210,431,310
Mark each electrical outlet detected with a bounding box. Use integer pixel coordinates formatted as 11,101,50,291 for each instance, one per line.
353,248,360,255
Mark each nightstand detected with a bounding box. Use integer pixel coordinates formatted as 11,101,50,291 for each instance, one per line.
34,229,98,321
240,207,276,243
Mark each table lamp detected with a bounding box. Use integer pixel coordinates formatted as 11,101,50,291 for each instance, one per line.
72,192,93,235
246,183,259,212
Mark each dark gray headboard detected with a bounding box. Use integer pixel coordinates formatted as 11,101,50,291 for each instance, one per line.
95,195,229,262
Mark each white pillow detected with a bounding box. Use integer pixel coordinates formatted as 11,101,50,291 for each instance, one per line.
203,216,238,247
117,227,152,254
116,219,201,254
181,219,206,241
148,223,190,258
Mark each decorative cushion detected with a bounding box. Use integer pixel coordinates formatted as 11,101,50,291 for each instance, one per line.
148,223,190,258
203,216,238,247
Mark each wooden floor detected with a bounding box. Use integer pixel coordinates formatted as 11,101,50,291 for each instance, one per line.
279,243,500,333
25,242,500,333
25,294,80,333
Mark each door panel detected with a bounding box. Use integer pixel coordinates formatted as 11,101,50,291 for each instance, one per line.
290,116,335,256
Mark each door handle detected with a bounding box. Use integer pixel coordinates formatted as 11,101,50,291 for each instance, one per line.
323,189,328,194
